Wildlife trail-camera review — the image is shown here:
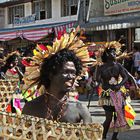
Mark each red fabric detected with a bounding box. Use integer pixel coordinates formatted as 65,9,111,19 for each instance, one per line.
57,30,66,40
89,51,95,57
125,110,135,119
6,104,12,112
38,44,48,51
8,69,17,75
97,86,103,96
21,59,31,66
74,95,79,100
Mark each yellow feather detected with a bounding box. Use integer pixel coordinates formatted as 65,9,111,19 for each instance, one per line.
44,52,49,58
53,38,61,53
68,32,75,45
74,47,88,54
32,56,42,62
69,40,84,50
33,49,43,59
47,45,53,54
25,70,40,80
60,34,69,50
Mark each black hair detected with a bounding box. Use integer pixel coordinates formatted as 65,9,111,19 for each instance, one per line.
6,54,18,66
0,54,18,74
101,48,116,63
40,48,82,88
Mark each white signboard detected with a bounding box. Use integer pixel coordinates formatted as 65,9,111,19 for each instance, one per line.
104,0,140,15
13,14,36,25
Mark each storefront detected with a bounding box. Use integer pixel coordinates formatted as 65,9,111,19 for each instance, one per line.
84,0,140,51
0,21,76,51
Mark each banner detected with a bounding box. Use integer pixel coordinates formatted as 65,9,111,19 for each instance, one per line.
104,0,140,15
13,14,36,25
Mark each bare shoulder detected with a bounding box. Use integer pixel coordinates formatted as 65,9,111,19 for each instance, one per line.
68,97,89,111
22,94,46,117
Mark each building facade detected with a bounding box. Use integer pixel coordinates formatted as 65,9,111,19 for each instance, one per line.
0,0,90,49
86,0,140,51
1,0,139,51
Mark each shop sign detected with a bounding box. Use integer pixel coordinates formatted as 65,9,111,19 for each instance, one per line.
13,14,36,25
104,0,140,15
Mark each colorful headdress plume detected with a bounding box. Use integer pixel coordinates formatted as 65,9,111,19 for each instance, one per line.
103,41,133,60
104,41,122,55
23,27,93,92
1,51,19,65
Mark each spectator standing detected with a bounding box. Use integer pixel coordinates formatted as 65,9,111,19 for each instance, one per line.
133,46,140,75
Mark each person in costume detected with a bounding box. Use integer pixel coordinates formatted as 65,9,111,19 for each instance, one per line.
22,28,93,124
0,52,23,80
96,41,136,140
0,51,25,115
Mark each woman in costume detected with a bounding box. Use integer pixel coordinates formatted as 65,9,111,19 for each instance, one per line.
0,52,23,80
0,52,25,114
22,29,93,124
96,41,136,140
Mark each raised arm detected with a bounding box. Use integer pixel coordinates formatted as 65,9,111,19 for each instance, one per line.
115,64,128,90
124,67,139,89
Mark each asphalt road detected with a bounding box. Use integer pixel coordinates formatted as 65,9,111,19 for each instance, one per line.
79,94,140,140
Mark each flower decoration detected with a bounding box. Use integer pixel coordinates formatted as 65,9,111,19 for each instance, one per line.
109,77,118,85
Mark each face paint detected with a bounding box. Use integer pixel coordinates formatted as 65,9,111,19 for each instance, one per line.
50,61,77,93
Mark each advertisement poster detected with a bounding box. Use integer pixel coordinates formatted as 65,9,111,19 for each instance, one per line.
104,0,140,15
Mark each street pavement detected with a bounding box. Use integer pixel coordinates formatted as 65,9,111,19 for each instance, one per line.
79,94,140,140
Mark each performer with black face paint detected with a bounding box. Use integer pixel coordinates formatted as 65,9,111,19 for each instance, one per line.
96,41,136,140
22,29,92,124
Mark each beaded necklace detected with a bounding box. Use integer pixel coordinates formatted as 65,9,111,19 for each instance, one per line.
45,92,68,121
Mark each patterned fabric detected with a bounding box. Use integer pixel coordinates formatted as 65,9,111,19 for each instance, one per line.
98,89,114,106
110,91,129,131
124,100,136,127
99,88,135,132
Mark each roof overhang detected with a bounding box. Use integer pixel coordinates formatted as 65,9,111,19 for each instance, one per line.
82,14,140,31
0,0,31,8
0,21,76,41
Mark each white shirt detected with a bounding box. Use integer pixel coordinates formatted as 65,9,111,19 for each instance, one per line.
133,51,140,67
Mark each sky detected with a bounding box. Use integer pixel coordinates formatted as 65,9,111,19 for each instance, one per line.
0,0,8,3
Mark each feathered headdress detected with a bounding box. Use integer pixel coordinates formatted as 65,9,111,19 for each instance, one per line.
1,51,19,66
22,27,93,93
104,41,132,60
104,41,122,55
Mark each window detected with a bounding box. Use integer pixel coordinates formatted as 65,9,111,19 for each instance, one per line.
61,0,78,16
85,0,89,6
71,5,77,15
32,0,51,20
135,28,140,41
8,5,24,24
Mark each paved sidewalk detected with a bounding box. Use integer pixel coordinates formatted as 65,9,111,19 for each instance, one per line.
79,94,140,140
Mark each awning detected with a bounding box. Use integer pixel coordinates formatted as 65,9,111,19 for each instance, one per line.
54,22,75,37
0,28,52,41
23,28,52,41
0,21,76,41
0,31,17,41
82,15,140,31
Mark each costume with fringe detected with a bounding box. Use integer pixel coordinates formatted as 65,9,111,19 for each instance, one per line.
98,41,136,132
99,86,136,132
